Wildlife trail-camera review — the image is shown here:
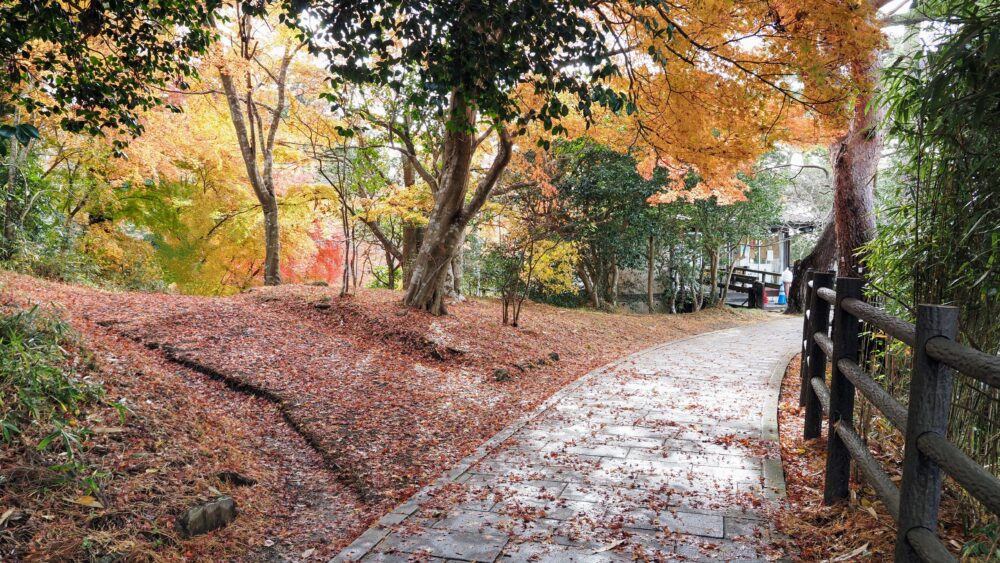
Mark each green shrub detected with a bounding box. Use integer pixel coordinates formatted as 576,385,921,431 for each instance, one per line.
0,306,103,457
366,265,401,289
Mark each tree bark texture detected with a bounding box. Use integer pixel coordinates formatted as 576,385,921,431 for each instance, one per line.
442,227,467,300
400,158,420,289
833,58,884,277
787,209,838,314
692,254,704,312
577,261,602,309
646,236,655,313
402,225,423,289
403,93,512,315
707,248,720,306
1,126,30,261
609,257,619,307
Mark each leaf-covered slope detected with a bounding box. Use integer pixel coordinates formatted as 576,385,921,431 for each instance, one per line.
1,272,767,559
0,287,368,562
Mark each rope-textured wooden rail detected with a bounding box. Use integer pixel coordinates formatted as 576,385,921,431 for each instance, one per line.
837,358,908,432
842,297,917,346
925,337,1000,388
798,270,1000,563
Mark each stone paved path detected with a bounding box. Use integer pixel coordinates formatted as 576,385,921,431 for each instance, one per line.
335,318,801,562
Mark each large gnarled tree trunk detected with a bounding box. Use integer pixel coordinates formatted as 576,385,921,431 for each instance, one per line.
402,93,512,314
787,52,884,312
787,209,838,313
832,57,884,277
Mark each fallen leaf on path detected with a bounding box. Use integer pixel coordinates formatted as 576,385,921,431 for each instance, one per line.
68,496,104,509
592,539,626,553
0,507,15,526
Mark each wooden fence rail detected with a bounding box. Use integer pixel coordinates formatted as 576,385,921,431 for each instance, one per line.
798,270,1000,562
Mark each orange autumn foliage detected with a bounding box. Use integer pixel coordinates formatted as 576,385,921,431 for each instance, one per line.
506,0,885,204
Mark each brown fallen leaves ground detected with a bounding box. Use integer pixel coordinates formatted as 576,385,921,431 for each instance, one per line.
775,355,983,561
1,272,766,560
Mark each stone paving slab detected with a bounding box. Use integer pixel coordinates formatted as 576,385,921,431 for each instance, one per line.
333,318,800,562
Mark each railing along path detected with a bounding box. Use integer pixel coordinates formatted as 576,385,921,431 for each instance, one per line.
798,270,1000,562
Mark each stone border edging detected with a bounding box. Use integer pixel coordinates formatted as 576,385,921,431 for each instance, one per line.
333,317,790,562
761,346,800,501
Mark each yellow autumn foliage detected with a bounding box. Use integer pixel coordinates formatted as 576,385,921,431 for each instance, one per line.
526,240,579,294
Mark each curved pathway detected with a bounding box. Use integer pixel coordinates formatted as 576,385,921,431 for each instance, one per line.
335,318,801,562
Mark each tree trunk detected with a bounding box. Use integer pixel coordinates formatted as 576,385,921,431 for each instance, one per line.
677,273,694,312
402,107,475,314
707,248,720,306
2,173,16,260
2,131,24,260
403,93,512,315
719,240,743,306
666,243,677,314
692,254,704,312
339,199,353,296
442,227,466,300
216,37,294,287
609,257,620,307
787,209,838,313
833,57,884,276
262,199,281,286
646,236,655,313
577,261,602,309
402,225,423,289
400,158,420,289
352,232,361,290
386,247,397,288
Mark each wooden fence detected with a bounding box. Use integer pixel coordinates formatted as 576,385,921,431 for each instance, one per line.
799,270,1000,562
705,266,781,308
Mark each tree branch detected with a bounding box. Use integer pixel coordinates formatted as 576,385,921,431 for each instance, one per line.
463,128,512,219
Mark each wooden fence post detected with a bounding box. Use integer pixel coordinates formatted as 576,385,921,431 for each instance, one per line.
799,270,816,407
804,271,834,440
823,277,864,504
894,305,960,561
750,281,765,309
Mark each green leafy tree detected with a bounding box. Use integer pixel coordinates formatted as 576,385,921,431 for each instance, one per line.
647,168,782,312
1,0,221,139
297,0,624,314
1,140,52,260
684,171,784,307
0,0,227,284
551,139,662,309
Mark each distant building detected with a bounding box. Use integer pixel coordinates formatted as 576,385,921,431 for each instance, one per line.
616,216,821,313
736,220,819,275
